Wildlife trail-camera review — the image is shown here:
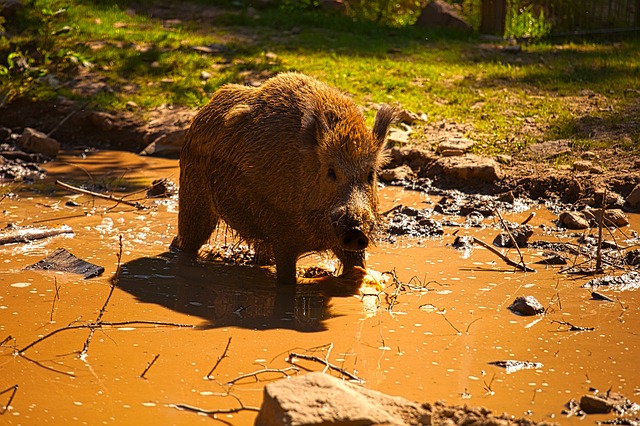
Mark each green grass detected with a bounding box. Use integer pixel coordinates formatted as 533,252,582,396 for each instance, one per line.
1,0,639,159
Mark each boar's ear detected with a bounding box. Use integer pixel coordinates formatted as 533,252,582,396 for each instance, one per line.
224,104,252,127
301,106,329,147
372,104,397,149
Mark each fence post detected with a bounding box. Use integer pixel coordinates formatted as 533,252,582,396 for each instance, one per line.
481,0,507,35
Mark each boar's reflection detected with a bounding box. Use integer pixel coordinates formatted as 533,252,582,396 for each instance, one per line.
114,251,337,332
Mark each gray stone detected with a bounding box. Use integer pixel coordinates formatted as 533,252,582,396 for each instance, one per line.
439,154,501,182
19,127,60,158
255,372,430,426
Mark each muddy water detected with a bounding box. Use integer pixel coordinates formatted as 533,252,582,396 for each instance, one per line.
1,150,638,425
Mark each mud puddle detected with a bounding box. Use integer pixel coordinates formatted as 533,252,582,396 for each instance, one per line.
1,150,639,425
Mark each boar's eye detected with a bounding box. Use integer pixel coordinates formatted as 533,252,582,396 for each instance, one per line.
368,170,375,184
327,168,337,181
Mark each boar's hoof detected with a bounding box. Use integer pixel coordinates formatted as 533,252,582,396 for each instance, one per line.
341,228,369,251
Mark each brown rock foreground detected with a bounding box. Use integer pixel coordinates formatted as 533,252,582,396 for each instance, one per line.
255,372,556,426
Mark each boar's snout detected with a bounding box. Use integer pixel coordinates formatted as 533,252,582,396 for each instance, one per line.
341,227,369,251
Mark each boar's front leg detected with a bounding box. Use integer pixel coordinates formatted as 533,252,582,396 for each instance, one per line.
274,246,299,286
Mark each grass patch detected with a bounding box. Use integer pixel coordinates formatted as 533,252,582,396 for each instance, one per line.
1,0,639,159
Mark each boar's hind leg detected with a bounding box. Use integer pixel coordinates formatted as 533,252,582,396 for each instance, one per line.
333,249,365,275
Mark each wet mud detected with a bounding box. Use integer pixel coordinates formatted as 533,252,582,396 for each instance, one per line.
1,150,639,425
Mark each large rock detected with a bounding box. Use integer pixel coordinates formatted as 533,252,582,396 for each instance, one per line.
255,372,430,426
415,0,472,32
626,184,640,210
19,127,60,158
437,137,476,157
438,154,501,182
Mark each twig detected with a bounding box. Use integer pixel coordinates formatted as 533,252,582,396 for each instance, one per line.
206,337,232,379
172,403,260,415
494,208,529,271
521,212,535,225
55,180,146,210
0,224,74,245
595,191,606,273
551,320,595,332
438,309,461,335
225,367,299,385
16,321,194,355
50,277,60,323
287,352,363,382
0,385,18,414
79,235,123,358
483,374,495,396
140,354,160,379
465,317,481,335
472,237,536,272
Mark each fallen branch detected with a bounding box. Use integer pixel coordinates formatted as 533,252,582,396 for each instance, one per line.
55,180,146,210
287,352,363,383
226,367,299,385
172,403,260,415
0,224,73,245
16,320,195,355
472,237,536,272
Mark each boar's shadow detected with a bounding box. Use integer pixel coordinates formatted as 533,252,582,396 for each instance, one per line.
114,251,339,332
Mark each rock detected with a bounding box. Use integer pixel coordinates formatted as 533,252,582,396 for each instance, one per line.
526,139,572,160
397,109,426,125
508,296,545,316
625,184,640,210
414,0,472,32
492,224,533,248
19,127,60,158
593,189,624,208
452,235,474,250
437,137,476,156
139,128,186,158
387,127,411,145
87,111,115,131
558,211,589,229
255,372,430,426
579,394,613,414
380,164,415,182
438,154,501,182
582,208,629,227
572,160,602,173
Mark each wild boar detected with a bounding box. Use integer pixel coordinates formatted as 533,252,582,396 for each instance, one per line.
172,72,395,285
